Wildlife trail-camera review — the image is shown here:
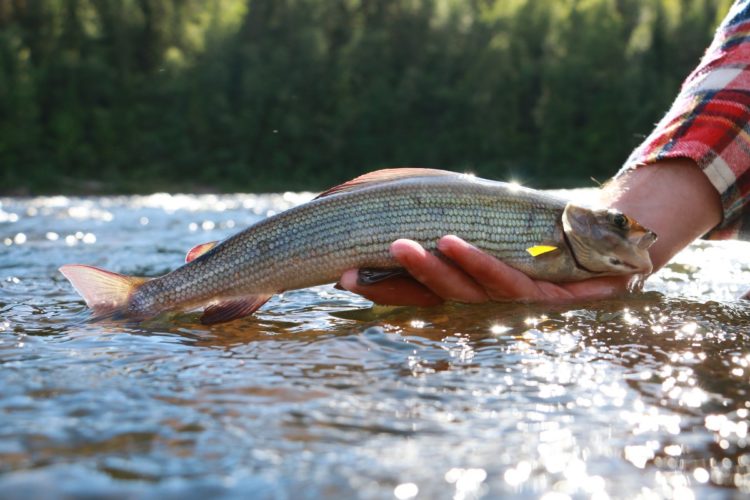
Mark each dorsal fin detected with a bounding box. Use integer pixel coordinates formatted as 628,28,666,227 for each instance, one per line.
314,168,459,199
185,241,218,263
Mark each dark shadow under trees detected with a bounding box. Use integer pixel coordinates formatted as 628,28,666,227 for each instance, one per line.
0,0,732,194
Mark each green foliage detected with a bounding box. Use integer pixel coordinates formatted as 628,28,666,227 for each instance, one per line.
0,0,732,193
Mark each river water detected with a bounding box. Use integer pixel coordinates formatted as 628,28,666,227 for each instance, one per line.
1,192,749,499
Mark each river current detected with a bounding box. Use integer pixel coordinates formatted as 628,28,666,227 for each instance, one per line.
1,192,749,499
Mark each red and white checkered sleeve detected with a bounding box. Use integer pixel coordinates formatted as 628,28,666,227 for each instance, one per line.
620,0,750,240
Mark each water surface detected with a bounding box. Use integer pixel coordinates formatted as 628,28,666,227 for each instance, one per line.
1,193,749,499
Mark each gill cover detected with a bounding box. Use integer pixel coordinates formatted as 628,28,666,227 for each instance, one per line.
561,203,657,275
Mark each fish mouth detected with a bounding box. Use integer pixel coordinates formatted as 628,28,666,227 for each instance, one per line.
564,234,653,275
625,262,640,271
612,229,657,274
626,229,657,274
608,256,651,274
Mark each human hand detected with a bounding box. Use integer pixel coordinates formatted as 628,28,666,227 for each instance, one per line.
339,159,724,307
338,235,630,307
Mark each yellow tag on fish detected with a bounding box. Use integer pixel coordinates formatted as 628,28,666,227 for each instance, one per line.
526,245,558,257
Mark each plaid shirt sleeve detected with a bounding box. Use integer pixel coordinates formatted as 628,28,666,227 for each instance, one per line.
620,0,750,240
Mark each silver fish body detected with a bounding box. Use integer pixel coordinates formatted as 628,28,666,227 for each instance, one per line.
59,169,656,323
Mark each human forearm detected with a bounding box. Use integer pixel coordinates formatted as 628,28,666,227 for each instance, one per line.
601,158,722,272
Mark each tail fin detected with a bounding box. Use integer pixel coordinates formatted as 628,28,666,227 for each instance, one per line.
59,264,148,317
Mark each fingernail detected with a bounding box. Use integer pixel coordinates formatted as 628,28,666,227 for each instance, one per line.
389,244,412,265
438,235,469,254
436,236,453,253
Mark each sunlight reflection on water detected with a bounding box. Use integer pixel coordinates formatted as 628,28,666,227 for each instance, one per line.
0,191,749,498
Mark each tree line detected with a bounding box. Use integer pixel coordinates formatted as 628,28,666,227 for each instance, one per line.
0,0,733,194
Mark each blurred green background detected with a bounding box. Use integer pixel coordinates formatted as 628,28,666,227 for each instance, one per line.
0,0,732,194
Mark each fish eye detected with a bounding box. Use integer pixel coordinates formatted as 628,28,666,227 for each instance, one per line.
608,212,629,229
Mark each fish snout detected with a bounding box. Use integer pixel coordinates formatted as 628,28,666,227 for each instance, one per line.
633,257,653,276
637,230,657,250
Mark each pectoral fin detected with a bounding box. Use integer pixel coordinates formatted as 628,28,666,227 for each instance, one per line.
357,267,410,285
200,295,272,325
526,245,558,257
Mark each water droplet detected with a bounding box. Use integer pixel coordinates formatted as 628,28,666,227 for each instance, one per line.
693,467,709,483
664,444,682,456
624,445,653,468
13,233,26,244
393,483,418,499
680,322,698,335
0,211,19,222
503,462,531,486
490,324,511,335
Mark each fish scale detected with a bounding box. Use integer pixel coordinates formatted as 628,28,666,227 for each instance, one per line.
59,168,656,324
128,174,563,317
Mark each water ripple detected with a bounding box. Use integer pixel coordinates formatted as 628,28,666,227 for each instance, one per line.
0,194,749,498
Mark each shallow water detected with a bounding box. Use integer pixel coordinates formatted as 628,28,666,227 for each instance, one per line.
1,192,750,499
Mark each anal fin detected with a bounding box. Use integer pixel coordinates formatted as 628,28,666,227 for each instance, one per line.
200,295,272,325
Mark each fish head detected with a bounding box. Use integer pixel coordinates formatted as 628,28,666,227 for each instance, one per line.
562,203,657,275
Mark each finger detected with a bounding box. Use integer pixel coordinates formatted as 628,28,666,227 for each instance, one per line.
390,239,489,303
561,276,628,300
338,269,444,307
436,235,553,300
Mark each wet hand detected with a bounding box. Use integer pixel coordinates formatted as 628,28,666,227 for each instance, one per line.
338,235,629,306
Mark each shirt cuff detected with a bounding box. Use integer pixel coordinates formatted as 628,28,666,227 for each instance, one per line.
617,33,750,239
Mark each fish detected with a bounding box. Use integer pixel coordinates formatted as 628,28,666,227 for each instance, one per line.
59,168,657,324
